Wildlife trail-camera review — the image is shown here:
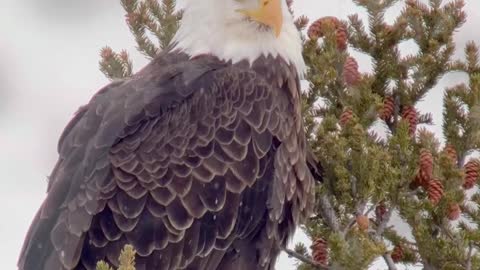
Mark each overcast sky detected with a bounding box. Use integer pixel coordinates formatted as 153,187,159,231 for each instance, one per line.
1,1,480,269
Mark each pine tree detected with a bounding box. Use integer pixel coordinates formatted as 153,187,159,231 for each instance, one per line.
99,0,480,269
294,0,480,269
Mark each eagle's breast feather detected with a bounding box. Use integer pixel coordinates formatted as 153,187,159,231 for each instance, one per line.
18,52,314,270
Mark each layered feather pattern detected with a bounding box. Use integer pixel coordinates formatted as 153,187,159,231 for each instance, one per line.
18,52,314,270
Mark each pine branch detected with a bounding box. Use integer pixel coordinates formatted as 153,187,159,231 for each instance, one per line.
382,254,398,270
99,47,133,80
282,247,329,270
100,0,182,79
96,245,136,270
318,193,341,233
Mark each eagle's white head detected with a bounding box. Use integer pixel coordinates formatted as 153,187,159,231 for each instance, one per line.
171,0,306,76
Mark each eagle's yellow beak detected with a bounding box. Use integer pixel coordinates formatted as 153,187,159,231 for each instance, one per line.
237,0,283,37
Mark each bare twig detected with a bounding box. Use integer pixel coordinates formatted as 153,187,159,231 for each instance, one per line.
390,95,401,134
318,193,341,232
466,242,473,270
281,247,330,270
383,253,399,270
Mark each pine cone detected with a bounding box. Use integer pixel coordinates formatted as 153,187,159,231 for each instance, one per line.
343,57,360,86
391,245,404,263
375,202,387,222
308,17,339,39
419,149,433,181
380,96,395,120
311,238,328,265
427,178,444,205
463,160,480,189
402,106,417,136
410,149,434,189
308,17,348,51
410,172,431,190
340,108,354,125
443,144,458,165
356,215,369,231
447,203,461,221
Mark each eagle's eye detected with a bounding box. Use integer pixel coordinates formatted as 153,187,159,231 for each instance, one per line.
234,0,283,37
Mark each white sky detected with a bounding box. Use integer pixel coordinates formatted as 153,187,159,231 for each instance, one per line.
0,0,479,269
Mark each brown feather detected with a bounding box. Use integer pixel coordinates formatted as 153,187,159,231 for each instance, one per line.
18,52,314,270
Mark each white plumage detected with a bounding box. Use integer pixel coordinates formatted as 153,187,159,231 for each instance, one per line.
172,0,306,76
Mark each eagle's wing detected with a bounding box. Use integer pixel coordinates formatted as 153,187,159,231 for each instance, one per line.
18,54,313,270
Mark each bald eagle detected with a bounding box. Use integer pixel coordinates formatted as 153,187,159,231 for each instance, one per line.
18,0,315,269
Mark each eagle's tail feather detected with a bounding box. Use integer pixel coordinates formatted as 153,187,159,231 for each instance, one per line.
17,207,61,270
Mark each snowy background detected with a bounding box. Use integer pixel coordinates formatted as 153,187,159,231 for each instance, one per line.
0,0,479,269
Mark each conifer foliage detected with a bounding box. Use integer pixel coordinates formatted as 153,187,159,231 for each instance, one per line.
296,0,480,269
99,0,181,80
99,0,480,269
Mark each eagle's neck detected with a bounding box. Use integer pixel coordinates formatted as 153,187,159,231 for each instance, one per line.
170,6,306,77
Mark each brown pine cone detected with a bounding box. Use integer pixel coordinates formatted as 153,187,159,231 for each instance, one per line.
375,202,387,222
419,149,433,181
356,215,369,231
340,108,354,126
463,159,480,189
410,149,434,189
427,178,444,205
411,172,432,190
402,106,417,136
308,17,339,39
308,17,348,51
311,238,328,265
447,203,461,221
391,245,404,263
343,57,360,86
443,144,458,165
380,96,395,121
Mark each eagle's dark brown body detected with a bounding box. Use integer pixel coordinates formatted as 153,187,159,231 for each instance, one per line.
18,52,314,270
